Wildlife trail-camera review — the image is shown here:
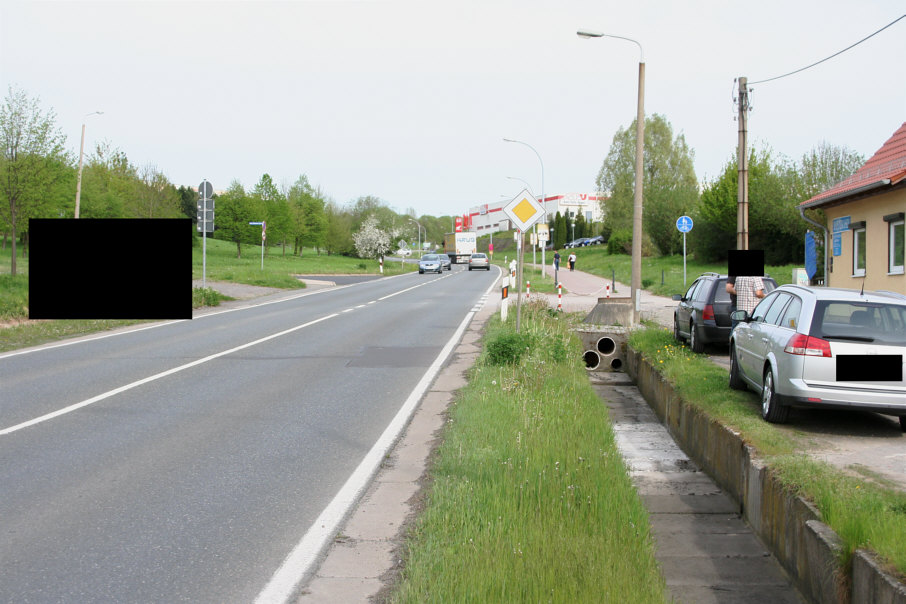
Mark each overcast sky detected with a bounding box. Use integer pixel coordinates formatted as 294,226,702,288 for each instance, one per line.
2,0,904,218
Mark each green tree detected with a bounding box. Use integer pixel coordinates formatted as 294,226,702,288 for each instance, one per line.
697,147,805,265
0,86,69,274
287,176,327,255
595,113,699,255
252,173,292,256
324,200,354,256
132,164,181,218
214,180,263,258
553,211,567,249
794,141,865,202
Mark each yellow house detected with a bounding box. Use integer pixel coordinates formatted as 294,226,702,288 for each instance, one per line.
800,122,906,293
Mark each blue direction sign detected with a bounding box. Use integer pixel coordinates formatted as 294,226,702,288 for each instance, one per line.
805,231,817,279
676,215,693,233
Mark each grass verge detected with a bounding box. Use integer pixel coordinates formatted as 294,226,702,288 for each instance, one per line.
629,325,906,578
390,302,667,603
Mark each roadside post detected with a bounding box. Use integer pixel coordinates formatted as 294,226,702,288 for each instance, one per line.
676,215,693,287
501,275,510,321
197,180,214,289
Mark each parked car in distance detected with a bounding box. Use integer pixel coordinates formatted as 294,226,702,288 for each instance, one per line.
728,285,906,428
418,254,443,274
586,235,605,245
564,237,590,248
672,273,778,353
396,248,412,257
436,253,452,271
468,253,490,271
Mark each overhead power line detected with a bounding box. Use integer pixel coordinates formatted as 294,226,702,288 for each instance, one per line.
751,14,905,85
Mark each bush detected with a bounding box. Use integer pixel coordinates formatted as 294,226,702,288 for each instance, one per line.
607,228,633,255
485,330,534,365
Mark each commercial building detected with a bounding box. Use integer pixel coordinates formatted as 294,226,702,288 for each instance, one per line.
466,193,605,234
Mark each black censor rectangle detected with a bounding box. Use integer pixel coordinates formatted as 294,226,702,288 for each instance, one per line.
836,355,903,382
727,250,765,277
29,218,192,320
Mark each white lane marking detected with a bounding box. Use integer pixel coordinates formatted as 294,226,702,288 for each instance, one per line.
0,314,338,436
0,284,354,361
254,270,501,604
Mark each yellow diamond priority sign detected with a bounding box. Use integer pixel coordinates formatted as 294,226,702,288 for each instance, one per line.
503,189,545,232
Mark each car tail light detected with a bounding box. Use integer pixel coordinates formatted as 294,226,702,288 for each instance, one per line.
783,334,832,357
702,305,715,321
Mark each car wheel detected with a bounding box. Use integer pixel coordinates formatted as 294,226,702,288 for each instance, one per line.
900,416,906,433
419,270,424,274
673,316,684,343
468,267,472,271
689,321,704,353
729,345,746,391
761,368,790,424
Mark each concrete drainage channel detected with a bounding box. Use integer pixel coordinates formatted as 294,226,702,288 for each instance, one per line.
577,295,906,603
578,323,803,602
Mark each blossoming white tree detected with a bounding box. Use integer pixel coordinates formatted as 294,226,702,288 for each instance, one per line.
352,215,391,259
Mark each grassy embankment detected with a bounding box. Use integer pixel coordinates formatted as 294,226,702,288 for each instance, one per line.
0,238,414,353
630,326,906,580
390,302,667,603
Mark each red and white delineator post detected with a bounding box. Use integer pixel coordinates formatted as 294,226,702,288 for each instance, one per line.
557,283,562,312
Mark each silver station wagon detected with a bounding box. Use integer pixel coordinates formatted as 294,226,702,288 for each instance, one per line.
729,285,906,429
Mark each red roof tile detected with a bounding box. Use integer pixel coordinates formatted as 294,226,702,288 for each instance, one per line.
802,122,906,206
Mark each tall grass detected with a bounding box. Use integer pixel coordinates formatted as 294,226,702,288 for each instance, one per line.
392,303,667,603
630,325,906,578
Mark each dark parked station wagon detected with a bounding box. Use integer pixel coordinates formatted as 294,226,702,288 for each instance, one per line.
673,273,778,353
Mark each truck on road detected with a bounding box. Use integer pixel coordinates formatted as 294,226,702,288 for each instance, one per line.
444,232,477,264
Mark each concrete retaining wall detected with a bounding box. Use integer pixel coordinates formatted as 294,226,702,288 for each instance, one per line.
625,347,906,604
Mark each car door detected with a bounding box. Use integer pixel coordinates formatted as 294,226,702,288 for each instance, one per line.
677,280,702,338
748,293,792,380
736,292,780,381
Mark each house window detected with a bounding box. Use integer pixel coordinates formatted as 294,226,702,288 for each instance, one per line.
891,220,905,274
853,225,866,277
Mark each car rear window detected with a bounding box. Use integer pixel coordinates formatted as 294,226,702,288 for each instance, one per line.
811,301,906,345
714,279,730,303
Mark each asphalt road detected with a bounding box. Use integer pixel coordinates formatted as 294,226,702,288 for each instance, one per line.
0,266,498,603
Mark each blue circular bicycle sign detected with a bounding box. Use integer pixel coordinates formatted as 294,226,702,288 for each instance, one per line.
676,215,693,233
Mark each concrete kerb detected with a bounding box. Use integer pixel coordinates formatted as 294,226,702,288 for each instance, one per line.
626,346,906,604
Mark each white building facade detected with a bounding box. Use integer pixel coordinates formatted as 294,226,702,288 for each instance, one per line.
466,193,605,234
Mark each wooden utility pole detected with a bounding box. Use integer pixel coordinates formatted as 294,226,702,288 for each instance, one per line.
736,76,750,250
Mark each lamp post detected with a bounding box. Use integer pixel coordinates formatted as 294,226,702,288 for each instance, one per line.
577,29,644,324
503,138,546,275
74,111,104,218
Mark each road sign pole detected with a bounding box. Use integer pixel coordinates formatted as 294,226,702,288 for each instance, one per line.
683,232,687,287
516,229,524,333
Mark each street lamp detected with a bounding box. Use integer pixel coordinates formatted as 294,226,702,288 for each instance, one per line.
577,28,645,324
503,138,546,272
74,111,104,218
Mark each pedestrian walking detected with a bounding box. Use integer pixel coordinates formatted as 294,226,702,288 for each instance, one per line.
568,252,576,272
726,275,765,330
553,250,561,271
